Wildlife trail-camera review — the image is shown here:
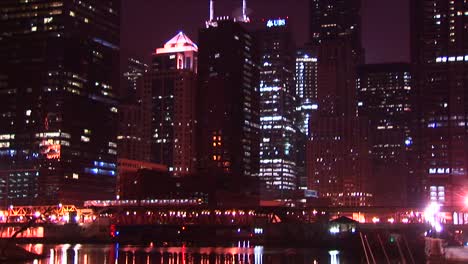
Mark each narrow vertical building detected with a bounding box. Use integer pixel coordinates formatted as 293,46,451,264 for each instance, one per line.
256,18,297,198
118,58,148,161
0,0,120,205
142,32,198,177
295,48,318,192
358,63,413,207
197,20,260,182
412,0,468,206
295,48,318,137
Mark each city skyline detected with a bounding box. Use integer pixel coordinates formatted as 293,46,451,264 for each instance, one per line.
121,0,410,65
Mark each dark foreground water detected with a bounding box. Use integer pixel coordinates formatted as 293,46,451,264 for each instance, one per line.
20,243,356,263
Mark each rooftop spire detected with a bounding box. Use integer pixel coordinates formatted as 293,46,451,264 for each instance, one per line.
210,0,214,21
242,0,247,21
206,0,218,27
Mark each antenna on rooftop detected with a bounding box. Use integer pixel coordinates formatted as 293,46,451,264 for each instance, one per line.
206,0,218,27
210,0,215,21
242,0,247,21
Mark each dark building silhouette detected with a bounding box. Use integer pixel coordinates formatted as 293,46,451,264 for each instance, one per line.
122,58,147,102
309,0,362,53
254,18,298,198
141,32,198,177
411,0,468,207
306,0,372,206
118,58,147,161
196,20,260,182
358,63,414,207
0,0,120,205
307,40,372,206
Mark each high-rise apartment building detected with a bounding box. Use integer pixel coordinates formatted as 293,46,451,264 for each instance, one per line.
141,32,198,177
411,0,468,206
0,0,120,205
197,20,260,181
358,63,414,206
255,18,298,197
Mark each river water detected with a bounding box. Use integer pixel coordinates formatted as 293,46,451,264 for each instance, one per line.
20,243,354,263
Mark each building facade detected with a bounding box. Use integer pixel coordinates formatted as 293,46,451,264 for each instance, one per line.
412,0,468,206
141,32,198,177
306,0,372,206
309,0,362,53
197,20,260,181
118,58,148,161
307,40,372,206
0,0,120,205
357,63,414,206
255,18,298,198
295,48,319,137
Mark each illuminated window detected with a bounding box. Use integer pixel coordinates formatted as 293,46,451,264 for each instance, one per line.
44,17,53,24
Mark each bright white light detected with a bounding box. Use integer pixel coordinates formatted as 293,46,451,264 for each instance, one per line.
329,226,339,234
329,250,339,264
424,202,443,232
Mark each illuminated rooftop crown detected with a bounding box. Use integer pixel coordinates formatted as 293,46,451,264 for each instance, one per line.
156,32,198,54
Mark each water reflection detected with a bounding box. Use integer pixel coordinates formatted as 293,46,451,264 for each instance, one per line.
21,243,344,264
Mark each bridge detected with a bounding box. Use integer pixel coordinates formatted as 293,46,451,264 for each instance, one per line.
1,199,468,227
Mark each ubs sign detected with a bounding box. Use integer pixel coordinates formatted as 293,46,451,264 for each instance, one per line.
266,19,286,28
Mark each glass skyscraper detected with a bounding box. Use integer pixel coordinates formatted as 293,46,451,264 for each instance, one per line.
256,18,298,197
0,0,120,205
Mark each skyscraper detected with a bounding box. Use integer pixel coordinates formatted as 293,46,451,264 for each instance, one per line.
306,0,372,206
197,20,260,181
309,0,362,53
412,0,468,206
122,57,147,102
307,40,372,206
141,32,198,177
358,63,413,206
295,48,318,137
255,18,298,198
118,58,148,161
0,0,120,205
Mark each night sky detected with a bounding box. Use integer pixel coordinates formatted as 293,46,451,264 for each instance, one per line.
121,0,410,64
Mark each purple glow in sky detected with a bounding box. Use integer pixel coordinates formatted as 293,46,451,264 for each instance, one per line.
122,0,409,64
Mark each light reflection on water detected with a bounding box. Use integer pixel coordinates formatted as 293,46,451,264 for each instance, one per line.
21,243,343,264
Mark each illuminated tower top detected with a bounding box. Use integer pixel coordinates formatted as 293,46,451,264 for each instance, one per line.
155,31,198,54
153,32,198,72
